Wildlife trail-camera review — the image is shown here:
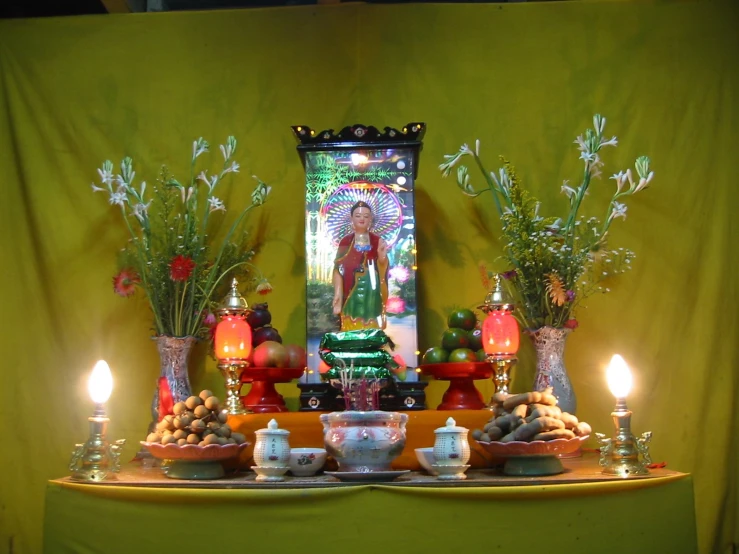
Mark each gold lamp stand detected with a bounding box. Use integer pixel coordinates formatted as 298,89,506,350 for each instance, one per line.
69,404,126,482
218,361,249,415
596,398,652,477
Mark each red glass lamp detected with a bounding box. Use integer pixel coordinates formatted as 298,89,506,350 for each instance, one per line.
480,274,520,395
215,279,252,415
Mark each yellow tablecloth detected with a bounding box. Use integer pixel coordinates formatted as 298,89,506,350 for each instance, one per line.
43,473,697,554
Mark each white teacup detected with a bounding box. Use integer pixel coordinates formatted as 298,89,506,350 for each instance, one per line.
288,448,327,477
414,447,438,475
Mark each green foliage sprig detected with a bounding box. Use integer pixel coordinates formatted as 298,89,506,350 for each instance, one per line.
440,115,654,329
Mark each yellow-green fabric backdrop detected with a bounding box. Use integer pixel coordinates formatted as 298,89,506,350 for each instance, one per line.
0,1,736,553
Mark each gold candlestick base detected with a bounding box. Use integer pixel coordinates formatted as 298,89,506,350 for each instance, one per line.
596,399,652,477
219,361,249,415
488,356,517,395
69,411,126,482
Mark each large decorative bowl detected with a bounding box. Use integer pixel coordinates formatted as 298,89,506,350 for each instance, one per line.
140,441,249,480
320,411,407,472
477,436,589,476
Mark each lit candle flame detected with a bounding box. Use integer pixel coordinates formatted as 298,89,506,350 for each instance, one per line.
88,360,113,404
606,354,633,399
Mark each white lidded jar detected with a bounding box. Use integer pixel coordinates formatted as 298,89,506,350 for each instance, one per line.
433,417,471,466
253,419,291,468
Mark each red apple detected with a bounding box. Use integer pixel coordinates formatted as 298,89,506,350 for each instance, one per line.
253,341,289,368
284,344,307,369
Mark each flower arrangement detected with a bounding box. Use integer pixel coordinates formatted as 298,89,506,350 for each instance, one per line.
440,115,654,330
91,136,272,339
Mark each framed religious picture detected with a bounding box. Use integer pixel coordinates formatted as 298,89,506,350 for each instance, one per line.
292,123,427,410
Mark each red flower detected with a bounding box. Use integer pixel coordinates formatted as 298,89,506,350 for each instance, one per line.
169,255,196,281
112,268,140,297
564,319,579,330
256,280,273,295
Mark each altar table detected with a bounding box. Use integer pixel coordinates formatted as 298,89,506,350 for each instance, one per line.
43,456,698,554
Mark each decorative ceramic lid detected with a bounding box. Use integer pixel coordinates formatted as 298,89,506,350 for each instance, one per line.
434,417,468,434
255,419,290,436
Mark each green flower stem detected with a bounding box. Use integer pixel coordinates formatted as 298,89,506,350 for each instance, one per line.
472,155,506,218
119,205,165,334
564,165,592,234
188,203,258,336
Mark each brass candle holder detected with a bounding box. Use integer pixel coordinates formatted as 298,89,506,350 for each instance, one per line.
69,361,126,482
596,354,652,477
215,279,252,416
219,360,249,415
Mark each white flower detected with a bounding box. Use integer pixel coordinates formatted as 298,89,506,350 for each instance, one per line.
574,135,588,152
223,161,240,174
626,168,634,188
593,114,606,135
131,201,151,222
610,171,626,193
600,135,618,148
91,183,105,193
109,191,126,206
219,137,236,161
579,151,596,163
611,202,627,220
561,180,576,199
634,171,654,193
197,171,210,185
192,138,209,161
208,197,226,213
97,167,114,185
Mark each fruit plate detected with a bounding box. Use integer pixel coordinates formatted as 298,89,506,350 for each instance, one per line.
477,436,589,476
420,362,492,380
325,470,410,483
240,366,305,383
140,441,249,462
139,442,249,480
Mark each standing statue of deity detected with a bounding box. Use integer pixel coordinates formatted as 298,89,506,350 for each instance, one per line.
332,201,389,331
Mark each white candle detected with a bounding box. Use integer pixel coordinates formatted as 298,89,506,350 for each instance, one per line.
606,354,633,399
88,360,113,405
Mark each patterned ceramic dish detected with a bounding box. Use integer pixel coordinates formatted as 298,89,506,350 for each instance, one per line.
140,441,249,480
477,436,589,476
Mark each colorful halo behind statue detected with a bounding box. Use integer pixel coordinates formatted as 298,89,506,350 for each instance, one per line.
321,182,403,248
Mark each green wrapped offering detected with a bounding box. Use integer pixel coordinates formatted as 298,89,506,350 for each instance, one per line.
319,329,394,352
320,349,394,368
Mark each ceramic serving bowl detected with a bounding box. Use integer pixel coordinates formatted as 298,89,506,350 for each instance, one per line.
476,436,589,476
414,447,438,475
288,448,327,477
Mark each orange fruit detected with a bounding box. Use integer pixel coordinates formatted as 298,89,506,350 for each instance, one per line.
422,347,449,365
447,309,477,331
448,348,477,363
468,328,483,351
441,327,470,351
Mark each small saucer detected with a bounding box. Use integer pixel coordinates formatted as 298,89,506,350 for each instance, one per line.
431,464,470,480
325,470,410,482
251,465,289,482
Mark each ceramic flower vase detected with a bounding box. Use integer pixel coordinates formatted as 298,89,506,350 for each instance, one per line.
527,327,576,415
151,335,196,423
